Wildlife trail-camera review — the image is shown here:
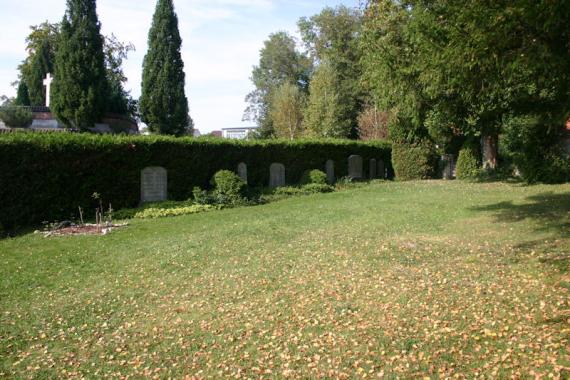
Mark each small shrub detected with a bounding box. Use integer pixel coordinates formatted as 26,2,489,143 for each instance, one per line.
456,145,481,180
301,183,334,193
0,107,33,128
300,169,328,185
211,170,246,204
192,186,214,205
114,200,217,219
392,142,438,181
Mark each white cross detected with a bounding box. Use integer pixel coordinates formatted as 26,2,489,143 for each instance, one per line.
43,73,53,108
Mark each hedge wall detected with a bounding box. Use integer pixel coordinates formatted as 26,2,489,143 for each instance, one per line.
0,133,392,230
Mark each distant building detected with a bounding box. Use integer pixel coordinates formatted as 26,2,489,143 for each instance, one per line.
193,128,201,137
221,126,259,140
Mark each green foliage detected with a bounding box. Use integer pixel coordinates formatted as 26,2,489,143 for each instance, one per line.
18,22,58,107
211,170,247,205
0,133,391,229
14,83,31,106
140,0,191,136
392,142,438,181
362,0,570,164
51,0,109,130
114,200,216,219
244,32,312,137
273,183,334,197
104,35,137,118
270,82,306,140
456,145,481,180
299,6,364,138
502,115,570,183
303,61,349,138
28,38,55,107
0,107,33,128
300,169,327,185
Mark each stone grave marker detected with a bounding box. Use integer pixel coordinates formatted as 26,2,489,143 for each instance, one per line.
325,159,335,184
369,159,377,179
378,159,386,179
237,162,248,183
348,155,363,179
141,166,167,203
269,163,286,188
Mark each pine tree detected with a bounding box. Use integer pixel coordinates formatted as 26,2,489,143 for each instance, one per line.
14,82,31,106
51,0,108,130
140,0,191,136
304,62,349,138
27,38,54,106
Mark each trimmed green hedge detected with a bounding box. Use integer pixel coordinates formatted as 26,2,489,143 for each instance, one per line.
0,133,391,230
392,142,438,181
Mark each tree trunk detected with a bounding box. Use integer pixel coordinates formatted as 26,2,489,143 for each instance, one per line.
482,134,498,170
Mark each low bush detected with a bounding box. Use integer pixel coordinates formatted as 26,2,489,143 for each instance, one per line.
0,107,33,128
502,115,570,183
211,170,246,205
392,142,438,181
273,183,334,197
114,200,217,219
300,169,328,185
456,144,481,180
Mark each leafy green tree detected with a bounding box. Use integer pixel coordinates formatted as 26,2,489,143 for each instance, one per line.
18,22,59,107
27,38,56,107
270,82,306,140
14,82,31,106
303,62,348,138
51,0,109,130
299,6,364,138
362,0,570,171
244,32,312,138
140,0,191,136
105,34,137,118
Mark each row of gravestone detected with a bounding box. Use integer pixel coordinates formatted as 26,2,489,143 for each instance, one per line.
141,155,386,203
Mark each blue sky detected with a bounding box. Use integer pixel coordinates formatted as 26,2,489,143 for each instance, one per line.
0,0,360,133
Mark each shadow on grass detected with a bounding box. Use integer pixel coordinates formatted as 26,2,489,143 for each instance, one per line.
472,192,570,273
472,192,570,235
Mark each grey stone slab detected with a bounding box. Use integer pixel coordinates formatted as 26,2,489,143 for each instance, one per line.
237,162,248,183
141,166,167,203
269,163,285,188
348,155,363,179
325,159,335,184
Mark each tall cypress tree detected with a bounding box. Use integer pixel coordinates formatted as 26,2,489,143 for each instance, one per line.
51,0,108,130
140,0,191,136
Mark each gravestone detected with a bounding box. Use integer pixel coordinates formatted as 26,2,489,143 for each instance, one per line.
141,167,167,203
369,159,377,179
441,154,456,180
378,159,386,179
348,155,363,179
325,160,335,184
269,163,285,188
237,162,248,183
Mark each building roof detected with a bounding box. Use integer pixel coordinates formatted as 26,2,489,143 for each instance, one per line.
221,126,258,131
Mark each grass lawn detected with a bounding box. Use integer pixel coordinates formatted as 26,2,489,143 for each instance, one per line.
1,181,569,379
